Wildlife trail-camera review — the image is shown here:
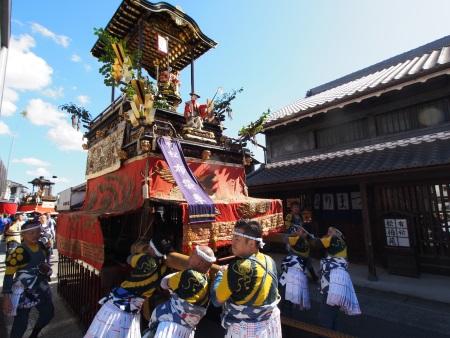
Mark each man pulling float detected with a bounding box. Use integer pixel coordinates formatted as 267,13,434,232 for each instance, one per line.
146,245,216,338
211,220,282,338
313,226,361,330
85,237,172,338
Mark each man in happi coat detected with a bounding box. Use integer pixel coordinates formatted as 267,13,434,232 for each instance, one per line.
85,237,172,338
279,226,312,310
146,245,216,338
312,226,361,330
211,220,282,338
2,220,54,338
284,201,303,234
5,213,26,254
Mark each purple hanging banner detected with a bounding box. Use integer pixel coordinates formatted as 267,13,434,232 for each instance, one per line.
157,136,216,223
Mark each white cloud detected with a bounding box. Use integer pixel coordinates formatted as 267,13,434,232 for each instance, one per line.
24,98,64,126
5,34,53,91
23,99,84,151
0,121,11,135
12,157,50,167
71,54,81,63
26,167,50,177
30,22,70,48
47,121,85,151
1,87,19,116
84,64,92,72
42,86,64,99
2,34,53,118
77,95,90,105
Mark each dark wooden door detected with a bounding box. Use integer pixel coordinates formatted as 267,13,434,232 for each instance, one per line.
374,183,450,275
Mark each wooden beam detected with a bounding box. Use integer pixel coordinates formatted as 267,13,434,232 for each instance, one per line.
166,251,221,273
360,182,378,281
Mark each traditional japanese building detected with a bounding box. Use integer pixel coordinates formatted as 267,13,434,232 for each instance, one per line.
248,35,450,277
4,179,28,202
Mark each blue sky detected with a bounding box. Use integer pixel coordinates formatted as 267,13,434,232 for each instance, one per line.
1,0,450,194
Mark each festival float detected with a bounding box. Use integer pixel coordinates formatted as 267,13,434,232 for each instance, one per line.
56,0,283,327
17,176,57,214
0,199,18,215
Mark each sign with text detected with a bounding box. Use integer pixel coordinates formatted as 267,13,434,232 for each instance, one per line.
385,218,410,247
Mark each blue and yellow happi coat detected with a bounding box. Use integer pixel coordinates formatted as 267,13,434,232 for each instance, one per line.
215,252,279,307
320,236,347,259
287,235,310,258
3,243,48,293
120,253,166,298
167,269,210,307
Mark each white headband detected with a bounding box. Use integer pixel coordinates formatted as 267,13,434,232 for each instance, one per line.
233,231,265,248
195,245,216,263
149,239,165,258
330,227,344,239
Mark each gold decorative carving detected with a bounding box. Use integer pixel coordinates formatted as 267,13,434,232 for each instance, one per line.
182,213,283,249
243,156,253,166
140,139,151,152
154,163,176,184
96,130,106,138
118,150,128,160
182,127,216,144
237,201,270,218
201,150,211,161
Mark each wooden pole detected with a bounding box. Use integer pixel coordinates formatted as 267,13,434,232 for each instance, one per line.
190,43,195,94
360,182,378,281
190,59,195,94
166,252,221,273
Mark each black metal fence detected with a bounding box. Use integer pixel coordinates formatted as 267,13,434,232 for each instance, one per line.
57,254,102,329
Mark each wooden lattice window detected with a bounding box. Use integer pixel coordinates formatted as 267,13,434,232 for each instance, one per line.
375,97,450,136
316,118,369,149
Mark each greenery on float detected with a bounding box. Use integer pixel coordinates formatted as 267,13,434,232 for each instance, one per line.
238,109,270,142
94,27,121,87
59,103,92,131
94,27,172,110
211,87,243,124
122,76,155,100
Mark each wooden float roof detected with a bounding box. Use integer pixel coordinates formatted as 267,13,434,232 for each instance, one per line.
91,0,217,79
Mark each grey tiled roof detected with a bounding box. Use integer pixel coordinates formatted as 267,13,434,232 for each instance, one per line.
266,36,450,128
247,130,450,187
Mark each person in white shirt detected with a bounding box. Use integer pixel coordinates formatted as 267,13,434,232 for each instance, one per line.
38,214,54,262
